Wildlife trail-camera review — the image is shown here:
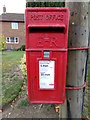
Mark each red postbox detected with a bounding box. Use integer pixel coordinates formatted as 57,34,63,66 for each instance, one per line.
25,7,69,104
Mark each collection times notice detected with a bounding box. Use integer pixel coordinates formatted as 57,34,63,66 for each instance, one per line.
39,60,55,89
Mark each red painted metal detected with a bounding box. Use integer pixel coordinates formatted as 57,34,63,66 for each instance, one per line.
25,48,67,52
25,7,69,104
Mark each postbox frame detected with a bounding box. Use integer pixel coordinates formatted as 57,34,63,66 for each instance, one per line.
25,7,69,104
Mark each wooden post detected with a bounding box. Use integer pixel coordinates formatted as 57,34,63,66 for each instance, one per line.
89,2,90,43
59,1,89,119
60,1,88,119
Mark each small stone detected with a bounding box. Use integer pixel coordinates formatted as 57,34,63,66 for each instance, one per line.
0,109,2,113
9,112,11,115
33,106,37,109
39,104,43,109
11,105,14,108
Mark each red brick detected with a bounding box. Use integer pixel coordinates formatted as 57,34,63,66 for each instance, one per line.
0,21,25,50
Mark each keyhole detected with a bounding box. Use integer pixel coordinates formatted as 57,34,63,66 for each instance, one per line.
35,76,37,79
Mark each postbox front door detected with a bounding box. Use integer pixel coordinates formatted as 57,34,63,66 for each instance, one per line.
25,8,69,104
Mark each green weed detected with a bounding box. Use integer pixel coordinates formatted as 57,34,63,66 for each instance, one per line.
17,94,30,108
46,104,52,111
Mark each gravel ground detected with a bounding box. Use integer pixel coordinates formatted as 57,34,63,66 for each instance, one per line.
2,95,59,119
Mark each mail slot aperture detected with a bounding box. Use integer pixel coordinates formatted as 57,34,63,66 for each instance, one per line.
28,27,65,33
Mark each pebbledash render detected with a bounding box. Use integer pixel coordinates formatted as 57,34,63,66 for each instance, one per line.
0,13,25,50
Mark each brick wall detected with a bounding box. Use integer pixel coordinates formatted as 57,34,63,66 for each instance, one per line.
1,21,25,49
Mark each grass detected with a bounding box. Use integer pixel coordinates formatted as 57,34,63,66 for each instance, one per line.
2,51,25,73
2,77,23,105
1,51,25,106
